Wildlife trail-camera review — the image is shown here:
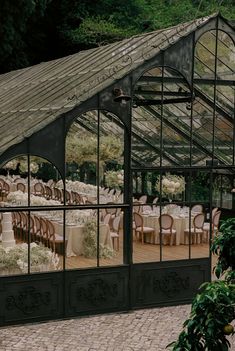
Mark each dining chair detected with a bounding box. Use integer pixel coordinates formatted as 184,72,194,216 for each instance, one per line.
1,181,10,200
46,219,65,254
153,197,158,204
53,187,62,202
139,195,147,204
14,212,22,239
110,215,121,250
33,215,42,243
108,188,115,196
40,217,49,247
133,201,142,214
202,207,218,233
20,212,28,242
16,182,26,193
44,185,53,200
191,204,203,213
33,182,44,197
184,213,205,244
203,210,221,242
103,213,111,226
158,214,176,245
133,212,155,244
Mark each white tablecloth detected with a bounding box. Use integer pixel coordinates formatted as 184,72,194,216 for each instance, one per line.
54,222,112,257
142,215,192,245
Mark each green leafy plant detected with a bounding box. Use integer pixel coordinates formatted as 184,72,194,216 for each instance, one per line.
83,219,114,259
167,217,235,350
211,218,235,278
167,281,235,351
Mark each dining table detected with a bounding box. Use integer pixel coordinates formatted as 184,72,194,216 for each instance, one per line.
53,221,112,257
142,212,194,245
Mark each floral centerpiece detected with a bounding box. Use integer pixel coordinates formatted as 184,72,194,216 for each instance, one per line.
155,173,185,200
105,170,124,189
82,218,113,258
0,243,59,275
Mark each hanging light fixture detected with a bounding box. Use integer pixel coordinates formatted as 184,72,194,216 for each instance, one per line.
113,88,131,105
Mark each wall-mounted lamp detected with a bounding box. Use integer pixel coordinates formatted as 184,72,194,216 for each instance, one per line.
113,88,131,105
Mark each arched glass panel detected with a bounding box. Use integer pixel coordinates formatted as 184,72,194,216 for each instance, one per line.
0,156,63,276
65,110,124,269
194,30,235,166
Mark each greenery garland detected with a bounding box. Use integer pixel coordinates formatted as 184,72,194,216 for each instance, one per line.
82,218,114,259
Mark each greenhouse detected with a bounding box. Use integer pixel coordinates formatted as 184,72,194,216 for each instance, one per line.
0,12,234,325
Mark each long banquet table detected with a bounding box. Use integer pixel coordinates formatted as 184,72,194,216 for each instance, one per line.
53,221,112,257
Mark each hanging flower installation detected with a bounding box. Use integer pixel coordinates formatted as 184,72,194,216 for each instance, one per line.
19,161,39,174
3,160,18,171
105,170,124,189
66,134,123,165
155,173,185,197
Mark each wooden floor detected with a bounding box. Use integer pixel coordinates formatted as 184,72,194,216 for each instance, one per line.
64,235,212,270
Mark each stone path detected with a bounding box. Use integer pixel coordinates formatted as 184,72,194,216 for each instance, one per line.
0,305,234,350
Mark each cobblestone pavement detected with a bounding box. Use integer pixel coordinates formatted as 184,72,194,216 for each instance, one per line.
0,305,234,351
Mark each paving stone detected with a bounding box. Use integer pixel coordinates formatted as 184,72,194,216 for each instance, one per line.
0,305,234,350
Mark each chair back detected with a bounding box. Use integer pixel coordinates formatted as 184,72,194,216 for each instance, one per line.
34,182,44,195
153,197,158,204
40,217,48,243
212,207,218,218
133,201,141,213
46,219,55,251
133,212,143,228
21,212,27,231
103,213,111,225
44,185,53,199
191,204,203,213
16,182,26,193
34,215,41,237
213,210,221,228
139,195,147,204
193,213,204,229
112,216,121,233
159,214,173,230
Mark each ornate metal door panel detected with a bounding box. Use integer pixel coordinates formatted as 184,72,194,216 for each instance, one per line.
65,266,129,317
131,259,211,308
0,273,63,326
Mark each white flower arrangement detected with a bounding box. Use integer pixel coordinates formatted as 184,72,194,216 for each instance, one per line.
155,173,185,196
105,170,124,189
82,218,113,258
3,160,18,170
19,161,39,174
7,190,60,206
0,243,59,274
56,180,100,196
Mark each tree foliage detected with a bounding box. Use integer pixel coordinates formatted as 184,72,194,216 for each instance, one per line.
0,0,234,73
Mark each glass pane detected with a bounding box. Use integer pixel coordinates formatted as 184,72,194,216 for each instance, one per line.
0,156,28,206
30,156,62,207
190,171,210,259
100,111,124,205
194,30,216,79
99,207,123,266
30,209,63,273
66,111,98,204
0,210,27,276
